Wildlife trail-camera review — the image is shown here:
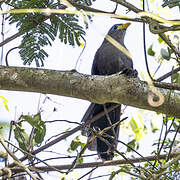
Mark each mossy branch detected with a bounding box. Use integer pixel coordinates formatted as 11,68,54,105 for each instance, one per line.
0,66,180,118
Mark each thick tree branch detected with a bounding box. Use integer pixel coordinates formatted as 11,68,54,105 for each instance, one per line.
0,66,180,118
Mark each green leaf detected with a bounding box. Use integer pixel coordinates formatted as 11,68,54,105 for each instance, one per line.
174,118,180,122
150,120,159,133
0,96,9,112
129,117,139,134
127,139,139,152
67,136,85,153
22,114,40,127
0,122,9,136
78,157,83,164
162,0,180,9
158,36,163,43
147,45,155,56
21,113,46,144
160,48,170,60
172,121,180,132
171,72,180,84
14,113,46,149
34,124,46,144
129,115,146,141
6,1,87,66
14,125,29,151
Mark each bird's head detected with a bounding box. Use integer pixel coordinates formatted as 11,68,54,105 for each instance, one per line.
107,23,131,43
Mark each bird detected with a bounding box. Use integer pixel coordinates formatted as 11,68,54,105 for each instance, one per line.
81,23,137,161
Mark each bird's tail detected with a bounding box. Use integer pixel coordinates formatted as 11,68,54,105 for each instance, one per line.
81,103,121,161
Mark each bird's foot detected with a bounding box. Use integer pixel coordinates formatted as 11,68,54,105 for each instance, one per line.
121,68,138,78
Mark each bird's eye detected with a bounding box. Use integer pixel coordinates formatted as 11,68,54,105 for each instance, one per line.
113,25,118,30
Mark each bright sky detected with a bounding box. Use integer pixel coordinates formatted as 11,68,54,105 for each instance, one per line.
0,0,179,179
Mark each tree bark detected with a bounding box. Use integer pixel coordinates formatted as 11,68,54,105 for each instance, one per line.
0,66,180,118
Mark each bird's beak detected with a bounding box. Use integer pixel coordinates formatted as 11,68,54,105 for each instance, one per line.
118,23,131,30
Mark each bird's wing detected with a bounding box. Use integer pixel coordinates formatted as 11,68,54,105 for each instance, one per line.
81,103,95,137
81,103,95,124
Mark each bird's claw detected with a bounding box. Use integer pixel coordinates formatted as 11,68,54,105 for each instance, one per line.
121,68,138,78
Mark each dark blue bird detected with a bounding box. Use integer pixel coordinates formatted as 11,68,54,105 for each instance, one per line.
81,23,137,161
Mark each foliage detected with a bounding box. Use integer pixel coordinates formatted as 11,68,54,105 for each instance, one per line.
14,113,46,151
110,116,180,179
67,135,85,163
145,0,180,83
162,0,180,10
67,135,85,153
0,122,9,137
0,96,9,112
0,0,180,179
1,0,96,66
147,31,180,83
69,0,96,6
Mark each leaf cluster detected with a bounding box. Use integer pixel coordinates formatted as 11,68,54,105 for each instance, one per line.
147,34,180,83
72,0,96,6
162,0,180,10
14,113,46,151
2,0,95,66
67,135,85,163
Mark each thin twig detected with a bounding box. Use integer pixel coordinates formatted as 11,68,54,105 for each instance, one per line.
10,153,179,173
109,167,146,180
156,66,180,82
159,33,180,58
8,104,120,169
166,124,180,162
4,139,64,173
110,0,142,13
0,6,5,65
103,104,117,140
13,121,27,151
153,115,174,168
77,167,97,180
89,173,111,180
31,153,97,167
66,0,112,13
144,80,180,91
0,32,22,47
0,136,37,180
142,0,153,81
45,119,81,125
153,120,164,169
112,2,118,14
5,47,19,66
118,140,156,169
67,117,126,174
75,41,86,71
